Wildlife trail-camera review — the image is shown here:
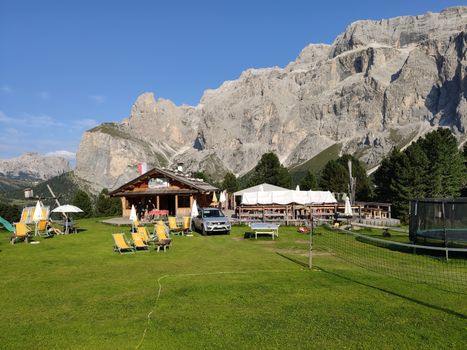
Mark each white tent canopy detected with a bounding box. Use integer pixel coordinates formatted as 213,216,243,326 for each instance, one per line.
233,183,289,196
241,190,337,206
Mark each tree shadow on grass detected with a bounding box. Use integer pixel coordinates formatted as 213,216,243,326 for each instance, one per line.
318,266,467,320
275,252,467,320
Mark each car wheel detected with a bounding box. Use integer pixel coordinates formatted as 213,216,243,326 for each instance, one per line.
226,230,231,235
202,227,207,236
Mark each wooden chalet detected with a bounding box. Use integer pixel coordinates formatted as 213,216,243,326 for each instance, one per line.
109,167,218,218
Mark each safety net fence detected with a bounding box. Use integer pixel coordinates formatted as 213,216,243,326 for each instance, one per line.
314,227,467,294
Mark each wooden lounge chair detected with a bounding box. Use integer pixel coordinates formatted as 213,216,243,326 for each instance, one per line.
10,223,31,244
112,233,135,254
154,224,172,252
37,220,52,237
182,216,191,234
131,233,149,252
137,226,155,245
168,217,184,236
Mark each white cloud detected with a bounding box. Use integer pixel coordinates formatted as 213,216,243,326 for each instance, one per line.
22,113,64,127
72,118,98,129
0,110,63,127
0,110,15,123
1,84,12,94
90,95,106,104
46,150,76,160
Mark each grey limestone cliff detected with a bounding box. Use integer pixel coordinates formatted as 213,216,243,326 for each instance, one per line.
75,6,467,190
0,153,70,181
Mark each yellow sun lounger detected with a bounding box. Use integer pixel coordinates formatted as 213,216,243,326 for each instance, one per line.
10,222,31,244
36,220,50,237
182,216,191,234
154,224,172,252
168,217,184,236
113,233,135,254
131,232,149,252
137,226,155,245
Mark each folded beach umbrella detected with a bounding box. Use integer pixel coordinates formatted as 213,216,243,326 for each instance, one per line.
219,190,226,203
191,200,199,218
33,200,43,236
344,196,353,217
33,200,44,222
129,204,138,222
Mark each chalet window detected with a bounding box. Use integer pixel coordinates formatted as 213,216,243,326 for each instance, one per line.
177,196,190,208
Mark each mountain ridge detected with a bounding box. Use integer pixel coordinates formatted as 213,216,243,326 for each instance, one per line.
75,6,467,191
0,152,71,181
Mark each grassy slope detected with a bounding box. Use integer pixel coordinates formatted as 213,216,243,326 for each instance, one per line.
0,221,466,349
289,143,342,185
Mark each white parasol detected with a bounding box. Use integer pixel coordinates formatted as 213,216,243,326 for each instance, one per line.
33,200,43,236
129,204,138,222
188,200,199,236
191,200,199,218
33,200,43,222
52,204,82,234
129,204,138,232
219,190,226,203
344,196,353,217
296,185,300,191
52,204,83,213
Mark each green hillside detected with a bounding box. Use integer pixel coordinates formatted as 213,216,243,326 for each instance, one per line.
289,143,342,185
2,171,94,207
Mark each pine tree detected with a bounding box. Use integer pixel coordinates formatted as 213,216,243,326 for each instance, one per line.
222,172,239,193
419,128,465,198
319,160,348,193
404,142,429,199
72,190,93,218
95,188,121,217
388,151,413,221
374,148,399,202
319,155,373,200
300,170,318,191
336,154,373,200
249,152,292,188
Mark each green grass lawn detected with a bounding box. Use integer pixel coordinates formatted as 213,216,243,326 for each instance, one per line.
1,220,466,349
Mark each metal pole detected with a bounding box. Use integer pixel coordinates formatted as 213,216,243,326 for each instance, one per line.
442,201,448,261
309,216,313,270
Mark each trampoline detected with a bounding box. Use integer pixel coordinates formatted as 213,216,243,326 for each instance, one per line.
409,198,467,243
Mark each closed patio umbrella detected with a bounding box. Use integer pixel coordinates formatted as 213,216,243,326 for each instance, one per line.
129,204,138,221
344,196,353,217
33,200,43,236
219,190,226,208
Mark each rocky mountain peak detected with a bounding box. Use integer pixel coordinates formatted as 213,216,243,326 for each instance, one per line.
330,6,467,57
75,7,467,191
0,153,71,181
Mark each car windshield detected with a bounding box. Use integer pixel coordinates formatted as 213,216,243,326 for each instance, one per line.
203,209,224,218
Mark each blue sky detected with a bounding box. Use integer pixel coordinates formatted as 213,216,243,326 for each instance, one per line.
0,0,464,162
